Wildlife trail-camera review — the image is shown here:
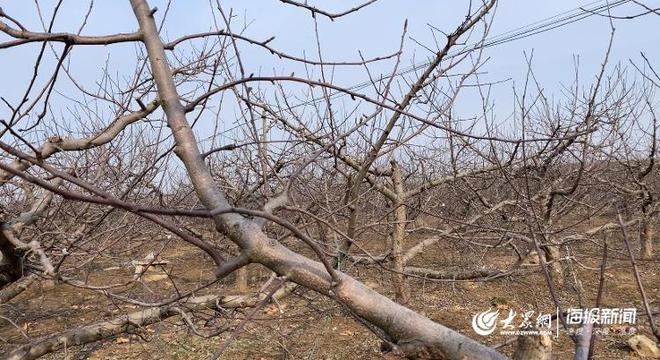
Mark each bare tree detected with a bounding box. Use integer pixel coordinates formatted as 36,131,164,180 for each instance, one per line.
0,1,657,359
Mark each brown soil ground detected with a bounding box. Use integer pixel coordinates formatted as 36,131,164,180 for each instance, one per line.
0,232,658,360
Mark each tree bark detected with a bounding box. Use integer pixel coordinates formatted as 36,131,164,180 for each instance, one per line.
336,175,357,270
0,274,35,303
0,228,22,288
573,323,593,360
542,244,564,286
235,266,249,293
640,213,654,259
391,160,408,304
405,266,505,280
513,332,552,360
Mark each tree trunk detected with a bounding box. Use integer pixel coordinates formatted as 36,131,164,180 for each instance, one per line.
573,323,593,360
640,214,654,259
391,160,408,304
235,266,249,293
513,332,552,360
130,2,507,358
0,228,22,288
542,244,564,286
336,175,358,270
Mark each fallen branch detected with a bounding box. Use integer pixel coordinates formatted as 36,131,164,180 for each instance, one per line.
0,274,36,304
404,266,507,280
2,284,295,360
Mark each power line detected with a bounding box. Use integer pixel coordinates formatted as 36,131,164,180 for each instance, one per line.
288,0,631,109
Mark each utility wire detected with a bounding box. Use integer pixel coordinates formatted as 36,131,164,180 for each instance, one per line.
287,0,631,109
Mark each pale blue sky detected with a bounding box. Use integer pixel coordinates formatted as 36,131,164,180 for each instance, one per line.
1,0,658,142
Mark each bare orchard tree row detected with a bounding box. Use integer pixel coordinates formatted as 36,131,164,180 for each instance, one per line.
0,1,658,359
